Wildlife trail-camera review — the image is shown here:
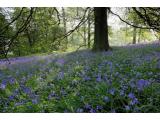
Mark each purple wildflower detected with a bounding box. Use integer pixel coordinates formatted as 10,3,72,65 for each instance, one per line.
13,89,20,96
89,109,96,113
9,95,15,100
96,105,103,110
76,108,84,113
58,71,64,80
0,83,6,90
128,93,135,99
104,96,110,102
137,79,150,90
84,104,92,110
32,98,38,104
129,81,135,88
103,75,108,81
129,98,139,105
48,91,56,100
84,76,91,81
56,59,65,66
109,88,115,95
119,90,125,96
108,61,113,72
9,78,15,84
96,73,102,82
21,86,31,94
60,89,67,96
125,105,130,111
15,102,24,106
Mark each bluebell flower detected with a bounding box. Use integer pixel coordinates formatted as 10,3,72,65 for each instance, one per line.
115,72,119,76
119,90,125,96
21,86,31,94
109,88,115,95
125,105,130,111
9,78,15,84
103,75,108,81
84,66,90,72
84,76,91,81
56,59,65,66
137,79,150,90
15,102,24,106
129,98,139,105
104,96,110,102
0,83,6,90
48,91,56,100
96,105,103,110
58,71,64,80
128,93,135,99
13,89,20,96
96,73,102,82
129,81,135,88
108,61,113,72
32,98,38,104
76,108,84,113
89,108,96,113
9,95,15,100
60,89,67,96
84,104,92,110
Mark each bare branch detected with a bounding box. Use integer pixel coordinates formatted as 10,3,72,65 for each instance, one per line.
53,7,61,25
4,7,35,58
109,9,157,30
0,7,25,34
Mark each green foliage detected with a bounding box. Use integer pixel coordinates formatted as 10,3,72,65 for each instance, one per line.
11,8,65,56
0,10,13,58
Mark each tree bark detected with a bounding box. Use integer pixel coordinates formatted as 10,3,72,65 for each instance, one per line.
87,12,91,48
62,7,68,50
83,23,87,46
132,27,137,44
138,28,141,43
93,7,109,51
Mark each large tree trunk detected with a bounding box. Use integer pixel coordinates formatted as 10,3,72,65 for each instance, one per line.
83,23,87,46
93,7,109,51
62,7,68,50
87,12,91,48
125,23,128,42
132,27,137,44
138,28,141,43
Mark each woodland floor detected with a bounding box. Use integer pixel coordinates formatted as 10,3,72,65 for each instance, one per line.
0,41,160,112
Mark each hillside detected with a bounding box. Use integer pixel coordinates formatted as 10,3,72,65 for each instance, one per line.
0,41,160,112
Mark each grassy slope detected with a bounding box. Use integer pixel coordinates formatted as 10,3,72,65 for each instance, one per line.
0,41,160,112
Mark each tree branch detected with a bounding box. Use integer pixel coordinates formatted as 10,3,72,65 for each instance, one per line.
4,7,35,59
0,8,24,34
109,9,157,30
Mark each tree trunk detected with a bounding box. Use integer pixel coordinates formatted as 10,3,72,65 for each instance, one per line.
62,7,68,50
76,7,79,16
93,7,109,51
138,28,141,43
125,23,128,43
88,12,91,48
83,23,86,46
132,27,137,44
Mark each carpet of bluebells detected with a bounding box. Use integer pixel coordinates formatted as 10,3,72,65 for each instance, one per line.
0,41,160,113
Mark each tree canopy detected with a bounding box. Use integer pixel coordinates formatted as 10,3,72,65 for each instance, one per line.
0,7,159,59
